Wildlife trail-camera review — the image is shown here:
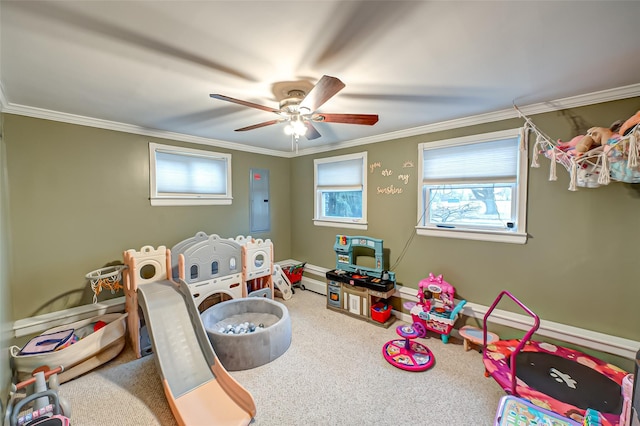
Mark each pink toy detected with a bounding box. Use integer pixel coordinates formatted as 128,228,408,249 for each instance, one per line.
483,291,628,426
382,324,435,372
621,374,634,426
407,273,466,343
557,135,585,151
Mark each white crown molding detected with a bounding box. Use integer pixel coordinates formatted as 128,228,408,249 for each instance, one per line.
1,83,639,158
1,102,291,158
295,83,640,156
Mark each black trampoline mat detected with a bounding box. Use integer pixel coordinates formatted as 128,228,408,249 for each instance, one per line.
511,352,622,414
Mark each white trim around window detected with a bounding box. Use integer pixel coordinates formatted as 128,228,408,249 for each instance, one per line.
416,128,528,244
313,151,368,230
149,142,232,206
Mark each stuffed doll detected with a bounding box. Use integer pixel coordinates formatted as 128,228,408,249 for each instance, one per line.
556,135,584,152
575,120,622,153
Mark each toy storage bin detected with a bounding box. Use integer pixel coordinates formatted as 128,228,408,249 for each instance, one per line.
370,302,391,323
10,312,127,383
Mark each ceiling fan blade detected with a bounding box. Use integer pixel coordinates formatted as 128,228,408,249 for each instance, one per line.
312,113,379,125
210,94,281,114
235,119,281,132
304,121,322,140
299,75,346,112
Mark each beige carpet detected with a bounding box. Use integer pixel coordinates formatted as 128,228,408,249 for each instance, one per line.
60,290,506,425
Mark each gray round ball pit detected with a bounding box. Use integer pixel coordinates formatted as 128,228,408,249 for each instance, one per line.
201,297,292,371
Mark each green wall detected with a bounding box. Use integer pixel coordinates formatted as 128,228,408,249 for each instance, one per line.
3,114,291,320
291,97,640,342
2,97,640,343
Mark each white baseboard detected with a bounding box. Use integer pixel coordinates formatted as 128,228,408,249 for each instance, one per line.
279,260,640,359
12,297,126,338
276,260,328,295
396,286,640,360
14,262,639,359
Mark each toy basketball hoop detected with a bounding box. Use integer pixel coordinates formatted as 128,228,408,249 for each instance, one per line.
85,265,126,304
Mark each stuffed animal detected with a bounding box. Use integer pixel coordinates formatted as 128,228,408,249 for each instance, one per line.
575,120,622,153
556,135,584,151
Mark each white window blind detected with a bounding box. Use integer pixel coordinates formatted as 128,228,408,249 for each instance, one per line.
314,152,368,230
317,158,364,187
156,151,227,194
149,143,232,206
423,138,519,184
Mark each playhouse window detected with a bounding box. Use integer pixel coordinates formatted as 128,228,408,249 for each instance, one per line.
190,264,199,280
417,128,528,244
149,142,232,206
314,152,367,230
211,261,218,275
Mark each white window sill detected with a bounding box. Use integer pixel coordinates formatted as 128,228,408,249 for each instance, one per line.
313,219,368,231
150,198,232,206
416,226,527,244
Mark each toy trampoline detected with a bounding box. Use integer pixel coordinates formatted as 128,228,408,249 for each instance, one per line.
483,291,628,425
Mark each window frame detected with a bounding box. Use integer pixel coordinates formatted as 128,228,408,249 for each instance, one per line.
149,142,232,206
313,151,368,230
416,128,528,244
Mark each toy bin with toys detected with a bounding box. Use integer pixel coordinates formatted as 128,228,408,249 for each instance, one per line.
10,313,127,384
370,302,392,324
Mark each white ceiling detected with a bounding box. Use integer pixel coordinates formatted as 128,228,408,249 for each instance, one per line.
1,1,640,156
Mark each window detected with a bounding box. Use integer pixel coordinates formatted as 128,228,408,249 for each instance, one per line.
149,143,232,206
314,152,367,230
417,128,528,244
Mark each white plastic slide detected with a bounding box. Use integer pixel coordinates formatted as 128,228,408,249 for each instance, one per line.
272,264,293,300
137,279,256,426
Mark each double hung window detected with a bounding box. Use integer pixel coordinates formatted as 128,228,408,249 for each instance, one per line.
417,128,528,244
314,152,367,230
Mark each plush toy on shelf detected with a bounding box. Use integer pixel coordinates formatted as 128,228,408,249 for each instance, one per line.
575,120,622,153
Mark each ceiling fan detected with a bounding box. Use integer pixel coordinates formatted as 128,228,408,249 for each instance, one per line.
209,75,379,140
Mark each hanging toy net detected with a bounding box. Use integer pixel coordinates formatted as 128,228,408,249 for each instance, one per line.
85,265,126,304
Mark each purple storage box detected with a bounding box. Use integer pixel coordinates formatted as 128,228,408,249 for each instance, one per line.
19,329,75,355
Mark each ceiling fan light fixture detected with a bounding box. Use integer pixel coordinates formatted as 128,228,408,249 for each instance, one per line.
284,124,294,135
292,120,307,136
284,117,307,137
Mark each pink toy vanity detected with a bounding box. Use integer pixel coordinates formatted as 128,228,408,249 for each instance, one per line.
408,273,466,343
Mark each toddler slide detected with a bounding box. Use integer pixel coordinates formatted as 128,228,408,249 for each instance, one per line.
137,279,256,426
272,264,293,300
